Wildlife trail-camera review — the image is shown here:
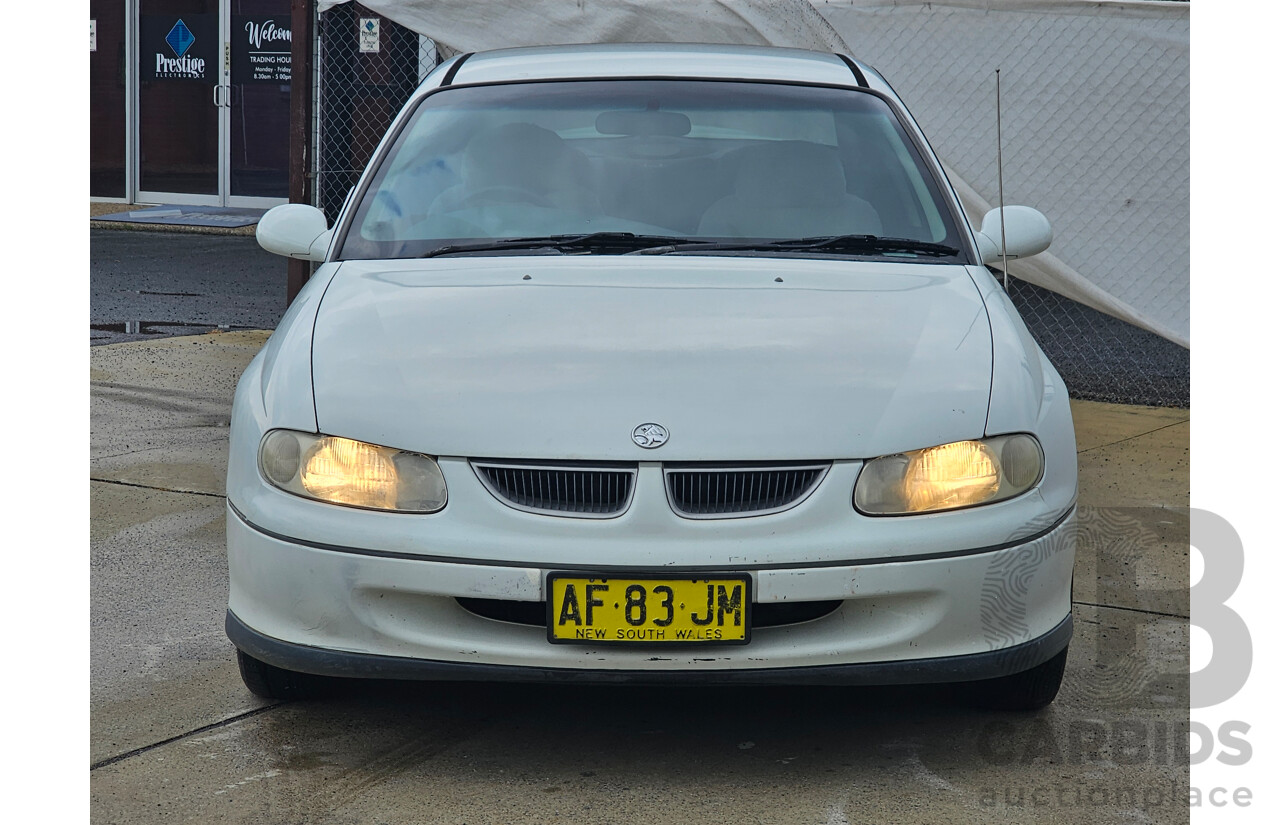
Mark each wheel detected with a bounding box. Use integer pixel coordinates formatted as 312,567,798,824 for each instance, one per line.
236,648,327,700
962,648,1068,711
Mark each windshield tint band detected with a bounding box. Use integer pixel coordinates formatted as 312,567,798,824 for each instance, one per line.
440,52,473,86
835,54,868,87
333,78,974,264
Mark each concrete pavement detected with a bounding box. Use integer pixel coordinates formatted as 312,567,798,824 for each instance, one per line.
91,201,258,237
90,331,1190,824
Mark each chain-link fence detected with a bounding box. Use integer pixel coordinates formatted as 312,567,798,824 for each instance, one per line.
315,2,438,222
1007,276,1188,408
310,7,1189,409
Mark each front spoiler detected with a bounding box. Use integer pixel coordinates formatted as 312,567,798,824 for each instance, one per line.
227,610,1072,687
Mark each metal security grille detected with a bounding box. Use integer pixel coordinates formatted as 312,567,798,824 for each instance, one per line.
665,464,829,519
473,462,637,518
314,2,439,223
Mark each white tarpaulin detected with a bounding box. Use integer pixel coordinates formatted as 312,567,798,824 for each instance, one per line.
318,0,1189,346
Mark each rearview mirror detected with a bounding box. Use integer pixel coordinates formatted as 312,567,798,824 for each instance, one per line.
256,204,332,262
974,206,1052,265
595,109,691,137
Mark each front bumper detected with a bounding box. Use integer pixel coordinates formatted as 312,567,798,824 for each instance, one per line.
228,609,1072,686
226,504,1075,684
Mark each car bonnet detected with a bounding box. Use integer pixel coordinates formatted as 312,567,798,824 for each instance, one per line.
309,254,992,461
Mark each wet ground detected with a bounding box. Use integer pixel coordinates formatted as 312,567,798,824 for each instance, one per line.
89,327,1190,824
90,229,286,346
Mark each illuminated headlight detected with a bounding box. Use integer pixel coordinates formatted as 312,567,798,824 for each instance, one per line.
853,434,1043,515
258,430,447,513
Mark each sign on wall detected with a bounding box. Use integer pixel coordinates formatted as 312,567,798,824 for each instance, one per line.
90,19,96,52
140,15,217,82
232,16,292,84
359,18,380,53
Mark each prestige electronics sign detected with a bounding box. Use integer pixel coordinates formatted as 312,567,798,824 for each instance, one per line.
232,17,292,84
141,15,216,82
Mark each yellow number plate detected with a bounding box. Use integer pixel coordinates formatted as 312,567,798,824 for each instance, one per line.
546,574,752,645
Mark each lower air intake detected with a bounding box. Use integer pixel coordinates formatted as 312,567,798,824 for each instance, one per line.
457,598,842,628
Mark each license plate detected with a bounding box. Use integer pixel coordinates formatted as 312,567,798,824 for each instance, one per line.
546,574,752,645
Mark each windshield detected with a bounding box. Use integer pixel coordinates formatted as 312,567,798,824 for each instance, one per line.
338,80,966,261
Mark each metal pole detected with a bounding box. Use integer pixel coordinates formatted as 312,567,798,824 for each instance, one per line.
996,68,1009,291
287,0,315,305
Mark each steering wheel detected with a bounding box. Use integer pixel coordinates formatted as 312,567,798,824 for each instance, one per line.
454,185,555,209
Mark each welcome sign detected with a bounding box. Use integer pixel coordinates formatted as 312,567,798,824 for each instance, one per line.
232,16,292,84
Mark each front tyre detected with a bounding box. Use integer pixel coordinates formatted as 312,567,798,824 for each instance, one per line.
236,648,326,700
962,648,1068,711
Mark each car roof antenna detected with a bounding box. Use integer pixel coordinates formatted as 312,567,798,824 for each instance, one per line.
996,67,1009,292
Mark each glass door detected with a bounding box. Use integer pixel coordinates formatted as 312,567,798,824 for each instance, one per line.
133,0,290,207
91,0,128,199
137,0,222,204
227,0,290,205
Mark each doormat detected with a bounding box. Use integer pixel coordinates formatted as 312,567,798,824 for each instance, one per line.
92,205,268,228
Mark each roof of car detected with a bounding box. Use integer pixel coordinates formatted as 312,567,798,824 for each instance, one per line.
438,43,885,93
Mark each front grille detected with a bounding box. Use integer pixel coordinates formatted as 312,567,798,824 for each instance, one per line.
473,461,637,518
457,598,841,628
665,464,830,518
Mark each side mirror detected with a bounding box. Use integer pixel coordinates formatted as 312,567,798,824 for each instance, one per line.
256,204,332,262
974,206,1052,265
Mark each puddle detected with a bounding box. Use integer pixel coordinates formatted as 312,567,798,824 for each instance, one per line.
91,321,249,335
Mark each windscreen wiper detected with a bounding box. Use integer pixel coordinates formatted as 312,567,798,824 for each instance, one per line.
637,234,961,258
421,232,712,258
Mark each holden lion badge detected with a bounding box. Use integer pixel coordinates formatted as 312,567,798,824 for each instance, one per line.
632,423,669,449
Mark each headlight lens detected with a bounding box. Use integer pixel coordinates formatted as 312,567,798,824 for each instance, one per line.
258,430,447,513
853,433,1043,515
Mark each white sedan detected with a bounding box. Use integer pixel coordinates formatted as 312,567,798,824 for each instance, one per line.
227,43,1076,710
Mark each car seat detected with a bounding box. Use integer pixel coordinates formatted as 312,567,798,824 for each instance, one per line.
697,140,882,238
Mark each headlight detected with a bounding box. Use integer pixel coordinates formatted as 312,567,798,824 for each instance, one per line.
853,434,1043,515
258,430,447,513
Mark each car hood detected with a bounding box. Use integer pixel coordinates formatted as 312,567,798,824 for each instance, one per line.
310,256,992,461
